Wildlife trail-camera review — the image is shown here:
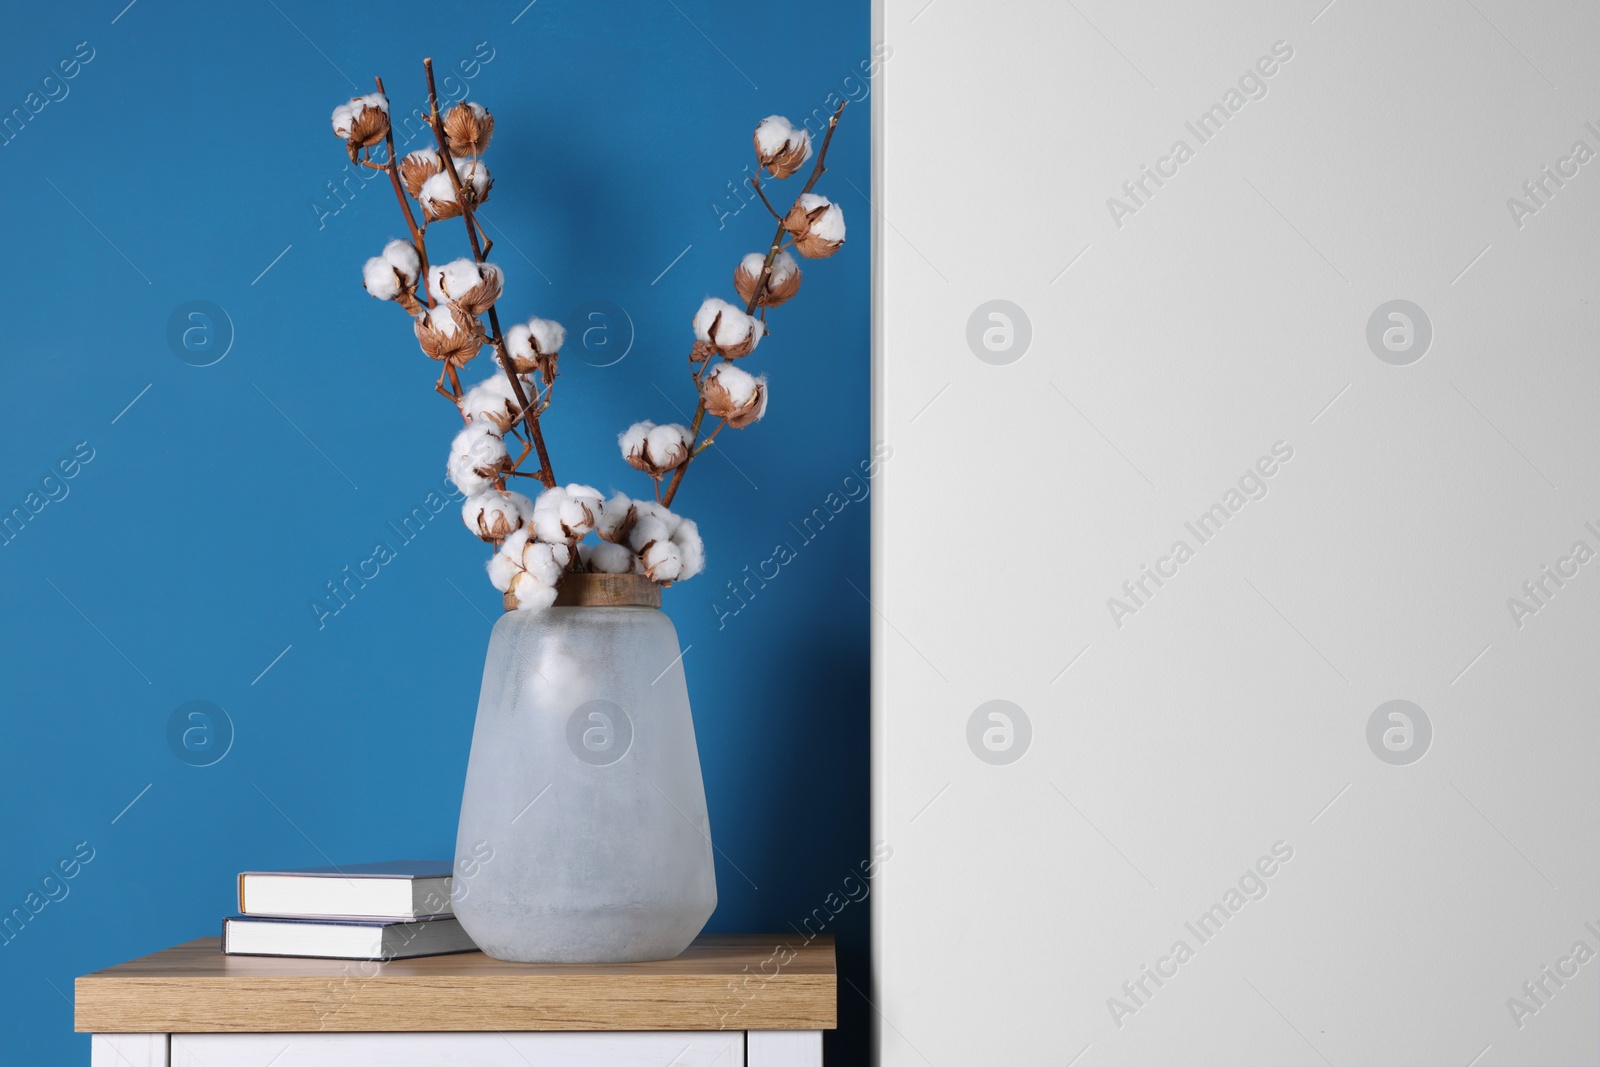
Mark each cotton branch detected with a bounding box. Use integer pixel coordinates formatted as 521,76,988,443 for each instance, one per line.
423,57,557,490
659,99,847,508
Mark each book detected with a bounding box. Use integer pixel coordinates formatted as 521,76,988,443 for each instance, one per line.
222,914,476,960
237,861,453,919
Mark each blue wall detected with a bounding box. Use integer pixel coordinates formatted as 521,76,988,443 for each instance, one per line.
0,1,871,1061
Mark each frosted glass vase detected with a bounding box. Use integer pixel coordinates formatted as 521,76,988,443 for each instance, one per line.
453,573,717,963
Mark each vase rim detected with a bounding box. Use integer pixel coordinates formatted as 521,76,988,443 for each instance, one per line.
502,572,663,612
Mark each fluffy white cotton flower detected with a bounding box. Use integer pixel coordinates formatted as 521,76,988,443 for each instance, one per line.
619,420,652,459
628,501,683,555
528,487,568,543
429,259,482,303
490,530,572,611
671,517,705,581
640,539,685,583
330,103,355,136
330,94,390,157
460,372,526,432
419,172,460,220
784,193,846,258
692,298,762,359
646,424,692,469
635,500,683,535
701,362,768,429
529,318,564,351
797,193,845,241
581,540,637,575
487,545,522,592
399,148,442,197
510,573,559,611
462,490,531,541
619,421,692,476
382,239,419,281
529,484,602,543
596,492,637,544
694,298,757,344
753,115,812,179
363,256,403,301
504,317,565,374
455,158,491,198
714,363,759,407
518,539,570,588
447,425,510,496
560,484,603,540
734,250,801,307
330,93,389,141
423,304,462,337
504,324,534,364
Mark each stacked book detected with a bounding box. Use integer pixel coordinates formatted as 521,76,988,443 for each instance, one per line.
222,861,477,960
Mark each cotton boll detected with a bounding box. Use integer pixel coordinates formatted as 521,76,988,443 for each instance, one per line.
691,298,761,360
753,115,796,156
488,527,533,593
487,548,521,593
444,100,494,156
463,490,529,541
596,492,637,544
586,540,637,575
381,239,420,281
509,572,559,612
518,540,569,588
645,424,692,472
621,421,690,476
628,514,672,554
633,500,684,538
619,421,655,469
640,539,685,583
363,256,403,301
447,425,510,497
530,486,596,543
505,323,535,364
455,158,491,201
802,194,846,242
783,193,846,258
416,304,484,366
734,250,801,307
330,103,354,137
504,316,564,376
400,148,442,198
330,93,389,153
753,115,812,179
461,373,523,433
419,172,461,221
557,484,602,540
670,517,705,581
430,259,482,303
426,305,461,337
694,298,753,343
701,363,768,429
527,318,565,354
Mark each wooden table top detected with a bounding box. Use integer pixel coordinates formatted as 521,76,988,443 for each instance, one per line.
76,934,835,1034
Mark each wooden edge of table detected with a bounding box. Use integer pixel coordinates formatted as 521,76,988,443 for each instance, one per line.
76,934,835,1034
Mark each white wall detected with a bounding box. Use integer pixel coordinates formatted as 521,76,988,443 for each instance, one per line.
871,2,1600,1064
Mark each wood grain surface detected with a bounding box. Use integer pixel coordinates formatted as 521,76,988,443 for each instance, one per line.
76,934,834,1034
